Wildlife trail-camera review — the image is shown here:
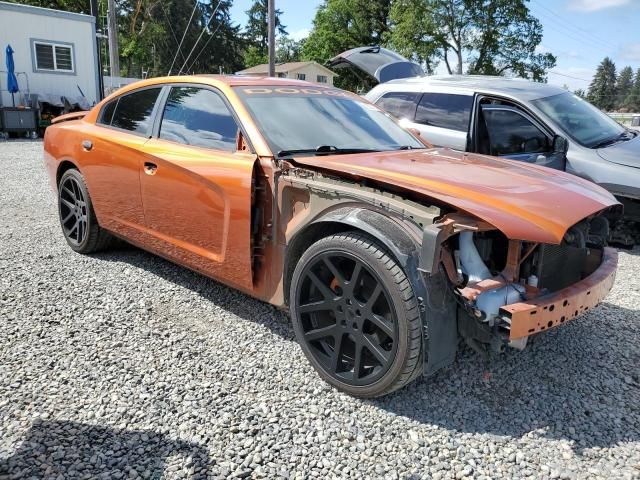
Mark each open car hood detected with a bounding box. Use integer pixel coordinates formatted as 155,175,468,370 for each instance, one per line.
328,46,424,84
293,148,619,244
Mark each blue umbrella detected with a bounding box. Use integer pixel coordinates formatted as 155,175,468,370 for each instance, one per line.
6,44,19,107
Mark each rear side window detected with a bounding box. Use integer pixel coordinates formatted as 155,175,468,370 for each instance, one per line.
111,88,161,135
375,92,420,120
98,99,117,126
159,87,238,151
415,93,473,132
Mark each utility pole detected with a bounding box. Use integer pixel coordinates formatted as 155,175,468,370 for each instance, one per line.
89,0,104,100
107,0,120,78
268,0,275,77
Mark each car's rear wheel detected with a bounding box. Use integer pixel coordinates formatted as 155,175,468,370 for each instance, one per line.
290,231,424,398
58,168,113,253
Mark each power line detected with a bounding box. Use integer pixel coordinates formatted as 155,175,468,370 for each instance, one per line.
184,22,224,74
161,3,188,67
548,71,592,83
531,0,619,51
178,0,223,75
168,0,200,75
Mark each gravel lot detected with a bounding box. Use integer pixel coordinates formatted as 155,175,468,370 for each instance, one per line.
1,140,639,479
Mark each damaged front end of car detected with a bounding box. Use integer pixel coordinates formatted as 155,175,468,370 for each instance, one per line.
420,212,619,358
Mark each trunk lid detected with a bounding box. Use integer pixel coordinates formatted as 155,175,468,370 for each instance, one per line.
328,46,424,84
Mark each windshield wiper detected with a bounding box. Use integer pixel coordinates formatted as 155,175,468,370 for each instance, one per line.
591,131,635,149
277,145,379,158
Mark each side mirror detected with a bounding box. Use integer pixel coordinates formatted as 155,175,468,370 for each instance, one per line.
553,135,569,154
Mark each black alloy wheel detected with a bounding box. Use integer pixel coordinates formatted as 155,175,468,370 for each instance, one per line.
58,168,113,253
291,232,424,398
59,175,88,246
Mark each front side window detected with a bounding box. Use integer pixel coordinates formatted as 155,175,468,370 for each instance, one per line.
33,41,74,73
483,109,549,156
159,87,238,151
110,88,161,135
234,86,424,155
415,93,473,132
376,92,420,120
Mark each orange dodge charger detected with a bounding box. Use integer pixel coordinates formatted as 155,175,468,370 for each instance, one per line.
44,75,619,397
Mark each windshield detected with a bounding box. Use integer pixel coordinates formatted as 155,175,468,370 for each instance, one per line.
532,92,625,149
234,86,424,156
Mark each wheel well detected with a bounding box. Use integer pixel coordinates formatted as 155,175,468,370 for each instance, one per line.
283,222,355,306
56,161,78,186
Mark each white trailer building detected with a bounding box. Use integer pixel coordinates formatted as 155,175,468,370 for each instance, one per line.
0,1,100,110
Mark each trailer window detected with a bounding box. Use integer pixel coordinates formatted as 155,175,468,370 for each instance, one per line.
32,40,74,73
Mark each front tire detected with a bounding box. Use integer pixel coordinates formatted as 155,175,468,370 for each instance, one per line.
290,232,424,398
58,168,112,253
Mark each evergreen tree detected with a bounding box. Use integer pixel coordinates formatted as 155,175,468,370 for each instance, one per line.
587,57,617,111
245,0,287,61
625,69,640,111
616,66,634,110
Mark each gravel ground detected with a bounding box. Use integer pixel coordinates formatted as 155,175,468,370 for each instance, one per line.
1,140,639,480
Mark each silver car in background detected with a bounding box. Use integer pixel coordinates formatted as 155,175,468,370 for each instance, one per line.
329,47,639,245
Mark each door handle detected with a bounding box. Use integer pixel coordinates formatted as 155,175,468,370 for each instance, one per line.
144,162,158,175
81,139,93,151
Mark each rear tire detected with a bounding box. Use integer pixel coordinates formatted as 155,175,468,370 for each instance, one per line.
58,168,113,253
290,231,424,398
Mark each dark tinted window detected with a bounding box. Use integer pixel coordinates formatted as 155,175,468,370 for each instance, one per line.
98,99,117,126
111,88,161,134
376,92,419,120
483,109,549,155
415,93,473,131
159,87,238,151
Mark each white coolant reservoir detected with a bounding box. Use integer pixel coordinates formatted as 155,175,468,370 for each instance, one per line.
458,231,491,283
476,283,526,324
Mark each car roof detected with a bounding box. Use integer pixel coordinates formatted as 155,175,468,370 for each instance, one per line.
381,75,567,101
100,74,339,105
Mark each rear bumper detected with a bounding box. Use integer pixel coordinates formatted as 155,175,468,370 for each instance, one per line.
501,247,618,340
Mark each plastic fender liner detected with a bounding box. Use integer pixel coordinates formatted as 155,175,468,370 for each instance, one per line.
309,206,458,376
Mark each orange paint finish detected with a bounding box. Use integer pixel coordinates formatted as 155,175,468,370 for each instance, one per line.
293,149,619,244
504,247,618,339
44,74,619,310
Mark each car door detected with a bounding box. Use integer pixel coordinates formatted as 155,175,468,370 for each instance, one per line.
139,84,257,291
478,104,566,170
81,86,163,243
394,92,473,151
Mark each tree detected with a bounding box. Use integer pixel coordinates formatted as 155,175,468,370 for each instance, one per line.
387,0,440,74
245,0,287,59
587,57,617,111
8,0,88,13
277,36,305,63
464,0,555,80
617,66,634,109
303,0,392,90
624,69,640,112
574,88,586,99
390,0,555,79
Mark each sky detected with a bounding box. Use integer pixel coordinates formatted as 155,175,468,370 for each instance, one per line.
228,0,640,92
